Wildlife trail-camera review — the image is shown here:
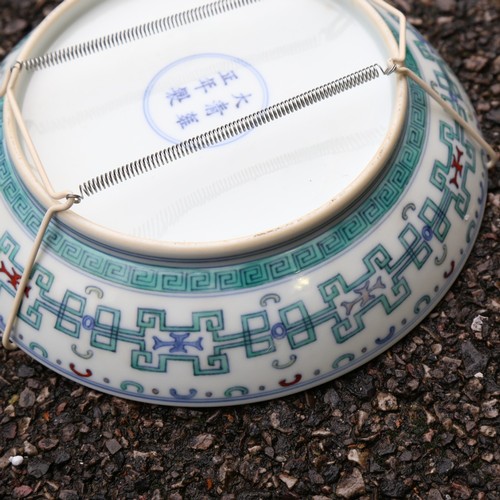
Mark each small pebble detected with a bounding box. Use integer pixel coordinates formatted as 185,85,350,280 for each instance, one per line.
336,468,366,499
9,456,24,467
376,392,399,412
471,315,487,332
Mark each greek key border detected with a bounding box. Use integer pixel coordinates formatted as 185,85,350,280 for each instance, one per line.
0,44,426,295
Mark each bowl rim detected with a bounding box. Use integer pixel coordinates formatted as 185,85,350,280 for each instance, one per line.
3,0,408,260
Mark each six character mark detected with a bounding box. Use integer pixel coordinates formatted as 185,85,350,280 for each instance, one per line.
167,68,254,130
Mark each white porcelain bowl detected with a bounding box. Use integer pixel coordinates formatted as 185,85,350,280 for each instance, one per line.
0,0,491,405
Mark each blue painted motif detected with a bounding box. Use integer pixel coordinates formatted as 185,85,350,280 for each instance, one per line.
153,332,203,353
270,323,288,340
376,326,396,345
82,315,95,330
170,388,197,399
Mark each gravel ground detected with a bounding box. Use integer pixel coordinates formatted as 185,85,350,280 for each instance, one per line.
1,1,499,499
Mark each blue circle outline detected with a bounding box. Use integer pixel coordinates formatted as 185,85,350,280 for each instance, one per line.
143,53,269,145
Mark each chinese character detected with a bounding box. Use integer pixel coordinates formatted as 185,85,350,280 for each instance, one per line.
166,87,191,106
219,70,238,86
177,112,199,129
195,78,217,93
233,93,252,108
206,101,229,116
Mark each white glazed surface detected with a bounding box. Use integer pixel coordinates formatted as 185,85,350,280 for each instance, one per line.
16,0,397,244
0,0,489,405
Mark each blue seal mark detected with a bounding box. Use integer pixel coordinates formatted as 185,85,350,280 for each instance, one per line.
144,53,269,145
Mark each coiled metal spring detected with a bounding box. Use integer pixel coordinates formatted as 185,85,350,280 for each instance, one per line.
78,64,382,198
21,0,261,71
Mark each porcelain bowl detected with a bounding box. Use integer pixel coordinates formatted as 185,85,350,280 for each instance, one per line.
0,0,491,405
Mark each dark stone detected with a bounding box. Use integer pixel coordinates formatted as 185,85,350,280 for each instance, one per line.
369,459,385,474
61,424,77,443
134,479,150,495
323,388,341,407
345,373,376,400
486,108,500,125
380,477,411,497
308,469,324,485
374,437,397,456
106,439,122,455
437,458,455,476
38,438,59,451
323,464,341,484
53,450,71,465
436,0,457,12
59,491,79,500
27,460,51,478
2,422,17,440
18,388,36,408
461,341,489,377
17,365,35,378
